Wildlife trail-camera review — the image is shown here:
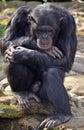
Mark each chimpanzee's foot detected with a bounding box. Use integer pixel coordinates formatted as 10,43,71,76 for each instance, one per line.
14,92,40,109
39,114,72,129
14,92,31,109
28,93,40,103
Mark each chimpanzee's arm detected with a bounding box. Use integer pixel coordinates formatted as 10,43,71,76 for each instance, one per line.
5,46,53,71
0,6,38,55
0,37,39,56
53,14,77,72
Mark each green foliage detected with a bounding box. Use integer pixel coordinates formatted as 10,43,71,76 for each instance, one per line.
43,0,47,2
2,0,7,6
0,25,5,37
0,66,4,71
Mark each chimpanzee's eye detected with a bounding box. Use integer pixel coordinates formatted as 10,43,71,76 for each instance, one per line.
48,29,53,33
48,29,55,38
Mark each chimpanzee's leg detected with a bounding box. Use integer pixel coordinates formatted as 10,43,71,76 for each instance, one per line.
6,62,40,109
39,68,72,129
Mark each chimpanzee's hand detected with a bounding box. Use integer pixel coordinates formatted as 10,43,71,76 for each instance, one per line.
5,46,32,63
46,46,63,59
5,46,16,63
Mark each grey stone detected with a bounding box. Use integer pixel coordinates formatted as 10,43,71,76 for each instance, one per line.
72,62,84,73
74,54,84,65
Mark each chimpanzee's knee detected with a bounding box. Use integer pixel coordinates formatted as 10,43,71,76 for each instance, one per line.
47,68,65,82
6,62,34,92
6,63,29,80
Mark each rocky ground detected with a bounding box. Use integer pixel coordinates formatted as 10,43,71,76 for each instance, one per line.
0,1,84,130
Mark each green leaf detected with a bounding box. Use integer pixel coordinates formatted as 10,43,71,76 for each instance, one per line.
0,25,5,37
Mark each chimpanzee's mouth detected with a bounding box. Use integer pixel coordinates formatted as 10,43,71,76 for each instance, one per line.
37,43,52,50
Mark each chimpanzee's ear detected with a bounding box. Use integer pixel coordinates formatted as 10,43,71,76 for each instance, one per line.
59,17,65,24
28,15,37,24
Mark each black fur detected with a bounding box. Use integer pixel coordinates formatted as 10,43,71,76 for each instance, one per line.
0,3,77,129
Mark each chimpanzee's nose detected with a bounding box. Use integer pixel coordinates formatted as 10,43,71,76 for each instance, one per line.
42,34,48,39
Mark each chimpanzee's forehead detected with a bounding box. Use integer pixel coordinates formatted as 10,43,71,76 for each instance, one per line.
31,10,59,27
37,14,60,29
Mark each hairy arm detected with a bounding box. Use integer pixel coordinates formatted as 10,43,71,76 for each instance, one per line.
53,14,77,72
0,6,37,55
5,46,54,71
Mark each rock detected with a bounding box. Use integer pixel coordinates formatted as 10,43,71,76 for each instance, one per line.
19,116,84,130
74,54,84,65
0,95,84,129
0,90,5,96
0,96,13,104
63,116,84,129
72,62,84,73
0,104,24,118
72,50,84,73
0,96,53,119
0,98,24,118
64,75,84,120
66,70,78,77
71,85,84,96
5,85,12,95
78,40,84,49
0,78,8,90
19,115,40,129
64,75,84,93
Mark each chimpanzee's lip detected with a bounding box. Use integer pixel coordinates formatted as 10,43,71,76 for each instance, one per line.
40,44,51,49
37,42,52,50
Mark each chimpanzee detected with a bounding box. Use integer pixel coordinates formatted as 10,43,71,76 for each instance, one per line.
1,4,63,106
0,5,63,107
0,3,77,129
5,45,63,108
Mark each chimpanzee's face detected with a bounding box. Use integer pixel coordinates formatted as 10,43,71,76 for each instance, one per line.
35,25,55,50
29,12,60,50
